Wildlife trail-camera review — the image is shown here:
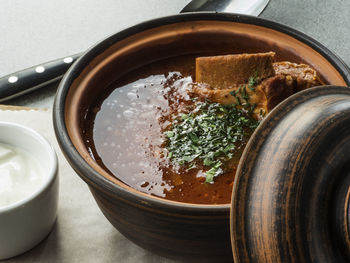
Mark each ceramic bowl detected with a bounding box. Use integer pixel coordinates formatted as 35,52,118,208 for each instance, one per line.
53,13,350,262
231,85,350,262
0,122,58,260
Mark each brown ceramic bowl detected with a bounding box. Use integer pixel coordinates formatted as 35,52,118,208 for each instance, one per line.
231,85,350,262
53,13,350,262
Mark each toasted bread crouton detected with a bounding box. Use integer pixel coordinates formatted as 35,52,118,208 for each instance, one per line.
194,52,325,117
195,52,276,89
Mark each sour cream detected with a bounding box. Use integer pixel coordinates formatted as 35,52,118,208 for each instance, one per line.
0,142,44,208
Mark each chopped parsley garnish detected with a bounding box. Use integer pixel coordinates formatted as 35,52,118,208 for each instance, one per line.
228,75,267,119
164,100,259,183
248,76,257,91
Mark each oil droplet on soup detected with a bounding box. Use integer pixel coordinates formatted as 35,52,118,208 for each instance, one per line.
85,56,242,204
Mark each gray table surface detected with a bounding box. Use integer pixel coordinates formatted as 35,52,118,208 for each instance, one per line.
1,0,349,108
0,0,349,262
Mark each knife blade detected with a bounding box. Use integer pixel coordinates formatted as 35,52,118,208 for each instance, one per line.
180,0,270,16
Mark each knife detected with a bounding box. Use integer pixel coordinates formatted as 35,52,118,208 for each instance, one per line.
0,0,269,102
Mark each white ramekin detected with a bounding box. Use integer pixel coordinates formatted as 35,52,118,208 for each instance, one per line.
0,122,59,260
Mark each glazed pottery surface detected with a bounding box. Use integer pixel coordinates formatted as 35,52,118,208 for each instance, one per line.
53,13,350,262
232,86,350,262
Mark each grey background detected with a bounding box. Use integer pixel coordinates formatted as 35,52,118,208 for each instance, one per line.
0,0,349,262
0,0,349,108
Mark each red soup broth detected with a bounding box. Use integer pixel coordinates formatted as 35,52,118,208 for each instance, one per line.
83,55,253,204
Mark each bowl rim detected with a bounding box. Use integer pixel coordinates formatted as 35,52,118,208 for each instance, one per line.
53,12,350,212
0,121,58,213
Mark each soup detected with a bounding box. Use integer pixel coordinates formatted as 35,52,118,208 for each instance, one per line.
83,52,324,204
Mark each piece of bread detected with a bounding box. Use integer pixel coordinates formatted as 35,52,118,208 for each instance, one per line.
195,52,276,89
194,52,325,117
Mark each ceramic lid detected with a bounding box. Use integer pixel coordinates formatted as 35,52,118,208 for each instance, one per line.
231,85,350,262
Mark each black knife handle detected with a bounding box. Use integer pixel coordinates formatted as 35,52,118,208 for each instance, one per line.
0,53,82,102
